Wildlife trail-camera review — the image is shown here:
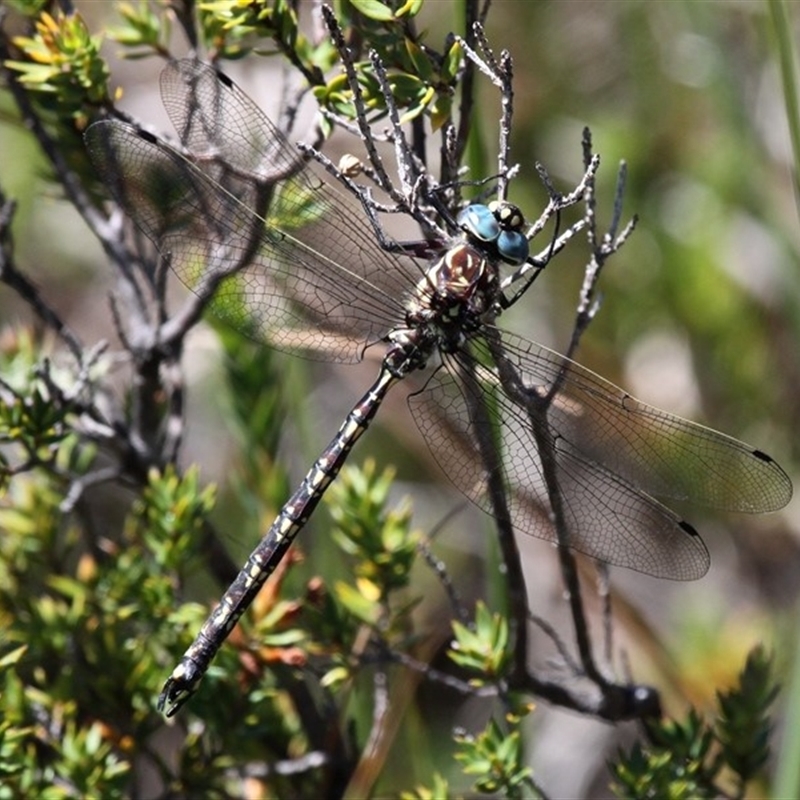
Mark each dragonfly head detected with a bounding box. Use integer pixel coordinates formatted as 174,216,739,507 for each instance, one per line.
457,201,530,266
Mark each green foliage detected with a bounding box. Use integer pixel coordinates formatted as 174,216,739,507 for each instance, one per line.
212,326,296,535
454,711,537,798
611,647,777,799
313,2,461,129
399,771,452,800
0,464,215,796
350,0,422,22
106,1,172,59
716,645,778,783
5,9,109,123
0,331,96,488
330,458,418,597
613,710,717,800
322,460,421,685
197,0,335,69
449,600,510,682
135,465,216,572
0,697,131,799
195,0,459,126
445,605,540,796
5,0,52,17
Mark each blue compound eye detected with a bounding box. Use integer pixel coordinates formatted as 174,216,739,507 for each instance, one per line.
458,204,499,242
497,230,529,265
457,202,529,264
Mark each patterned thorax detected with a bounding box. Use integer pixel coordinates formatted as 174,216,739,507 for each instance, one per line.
395,242,494,373
422,243,496,318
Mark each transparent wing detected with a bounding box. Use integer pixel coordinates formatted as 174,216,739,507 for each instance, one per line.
84,61,423,361
409,330,791,580
490,331,791,512
159,58,304,180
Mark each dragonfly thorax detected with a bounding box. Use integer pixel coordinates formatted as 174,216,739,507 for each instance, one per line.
390,242,499,373
407,243,498,334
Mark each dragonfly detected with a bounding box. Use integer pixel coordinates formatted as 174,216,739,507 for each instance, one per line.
84,59,792,716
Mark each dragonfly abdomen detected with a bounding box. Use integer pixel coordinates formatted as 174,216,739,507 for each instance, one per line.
158,364,401,714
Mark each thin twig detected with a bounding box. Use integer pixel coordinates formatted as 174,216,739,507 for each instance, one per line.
0,191,83,360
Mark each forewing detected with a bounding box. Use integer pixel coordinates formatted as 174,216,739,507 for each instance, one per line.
159,59,302,180
493,331,792,513
84,62,423,360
